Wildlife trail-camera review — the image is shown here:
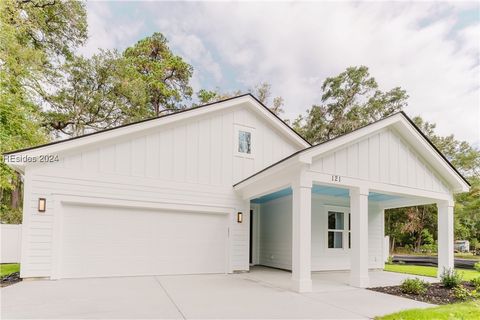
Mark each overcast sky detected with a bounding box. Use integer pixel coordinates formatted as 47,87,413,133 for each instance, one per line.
79,1,480,146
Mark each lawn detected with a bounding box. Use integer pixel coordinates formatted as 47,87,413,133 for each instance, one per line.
376,301,480,320
384,264,480,281
0,264,20,277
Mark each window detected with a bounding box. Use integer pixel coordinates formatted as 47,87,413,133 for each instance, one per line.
234,125,254,157
328,211,344,249
327,209,351,249
238,130,251,154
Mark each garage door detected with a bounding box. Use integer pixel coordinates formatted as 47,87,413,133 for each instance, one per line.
60,204,228,278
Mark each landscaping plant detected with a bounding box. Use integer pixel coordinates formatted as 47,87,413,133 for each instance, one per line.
474,262,480,273
441,268,463,289
400,278,429,295
471,277,480,290
453,285,480,301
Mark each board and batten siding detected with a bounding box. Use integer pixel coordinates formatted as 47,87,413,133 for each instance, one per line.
20,105,300,278
257,195,384,271
310,128,451,194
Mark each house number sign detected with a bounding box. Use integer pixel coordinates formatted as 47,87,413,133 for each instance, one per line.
331,175,341,182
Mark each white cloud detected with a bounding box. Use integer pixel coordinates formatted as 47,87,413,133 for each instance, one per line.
78,2,144,57
87,1,480,144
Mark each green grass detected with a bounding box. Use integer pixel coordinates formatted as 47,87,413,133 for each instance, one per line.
376,301,480,320
0,264,20,277
384,264,480,281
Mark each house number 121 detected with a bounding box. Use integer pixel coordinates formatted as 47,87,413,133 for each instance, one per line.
331,175,341,182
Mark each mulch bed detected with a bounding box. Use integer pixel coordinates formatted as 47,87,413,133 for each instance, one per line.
369,281,476,305
1,272,22,288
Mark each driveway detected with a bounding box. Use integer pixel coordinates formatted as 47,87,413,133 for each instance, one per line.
2,267,434,319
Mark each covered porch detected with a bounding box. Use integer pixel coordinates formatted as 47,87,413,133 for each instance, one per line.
234,115,468,293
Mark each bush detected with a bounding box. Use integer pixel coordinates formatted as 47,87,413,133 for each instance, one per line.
474,262,480,273
471,277,480,290
400,278,429,295
440,268,463,289
386,256,393,265
453,285,480,301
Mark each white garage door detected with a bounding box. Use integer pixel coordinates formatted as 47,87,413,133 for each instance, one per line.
60,204,228,278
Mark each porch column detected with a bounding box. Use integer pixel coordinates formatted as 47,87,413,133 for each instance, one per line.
437,200,454,277
349,186,369,288
291,176,312,292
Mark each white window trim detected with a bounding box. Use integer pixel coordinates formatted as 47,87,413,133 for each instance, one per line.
234,125,255,159
325,205,351,251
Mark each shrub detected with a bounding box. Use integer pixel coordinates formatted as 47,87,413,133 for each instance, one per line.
474,262,480,273
400,278,429,295
471,277,480,290
453,285,480,301
440,268,463,289
386,256,393,265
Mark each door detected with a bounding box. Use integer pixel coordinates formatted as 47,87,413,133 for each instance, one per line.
59,204,228,278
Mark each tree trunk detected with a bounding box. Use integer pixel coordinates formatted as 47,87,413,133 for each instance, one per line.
390,235,396,253
10,172,22,209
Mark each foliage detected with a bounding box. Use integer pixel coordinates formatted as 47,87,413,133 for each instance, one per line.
375,301,480,320
474,262,480,273
400,278,429,295
0,264,20,277
196,82,285,116
293,66,408,144
453,285,479,301
40,51,149,137
0,205,22,224
471,277,480,290
441,268,463,289
123,32,193,116
386,256,393,265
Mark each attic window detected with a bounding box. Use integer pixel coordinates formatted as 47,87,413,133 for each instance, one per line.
238,131,251,154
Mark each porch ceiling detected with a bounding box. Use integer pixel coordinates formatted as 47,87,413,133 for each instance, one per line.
251,185,403,204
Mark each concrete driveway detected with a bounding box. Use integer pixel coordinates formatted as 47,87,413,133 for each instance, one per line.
1,267,434,319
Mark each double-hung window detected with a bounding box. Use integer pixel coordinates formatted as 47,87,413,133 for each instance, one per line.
327,209,351,249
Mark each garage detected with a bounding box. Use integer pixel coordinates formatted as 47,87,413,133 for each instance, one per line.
59,204,229,278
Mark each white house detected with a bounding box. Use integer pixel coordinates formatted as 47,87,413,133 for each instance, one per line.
4,94,470,292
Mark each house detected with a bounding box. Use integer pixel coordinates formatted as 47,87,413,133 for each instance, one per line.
4,94,469,292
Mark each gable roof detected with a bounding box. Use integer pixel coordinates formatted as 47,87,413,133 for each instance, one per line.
234,111,470,193
4,94,311,172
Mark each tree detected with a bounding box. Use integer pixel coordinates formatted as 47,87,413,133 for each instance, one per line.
40,51,149,137
196,82,285,116
123,32,194,116
0,0,87,223
293,66,408,144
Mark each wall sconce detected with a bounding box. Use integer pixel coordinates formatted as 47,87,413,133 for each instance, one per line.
38,198,46,212
237,212,243,223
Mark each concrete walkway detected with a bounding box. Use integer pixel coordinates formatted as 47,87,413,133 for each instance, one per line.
1,268,435,319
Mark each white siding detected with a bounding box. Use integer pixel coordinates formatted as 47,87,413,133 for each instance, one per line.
21,105,300,278
257,195,384,271
310,128,450,194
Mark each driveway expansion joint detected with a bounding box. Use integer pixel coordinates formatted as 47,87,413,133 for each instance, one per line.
154,276,187,320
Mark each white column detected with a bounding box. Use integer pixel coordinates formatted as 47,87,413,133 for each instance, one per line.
350,186,369,288
291,176,312,292
437,200,454,277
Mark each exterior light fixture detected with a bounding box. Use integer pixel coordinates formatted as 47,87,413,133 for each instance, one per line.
38,198,46,212
237,212,243,223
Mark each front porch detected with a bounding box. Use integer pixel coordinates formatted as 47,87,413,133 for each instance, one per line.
243,179,454,292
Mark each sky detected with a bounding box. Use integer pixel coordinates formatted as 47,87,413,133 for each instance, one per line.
79,1,480,146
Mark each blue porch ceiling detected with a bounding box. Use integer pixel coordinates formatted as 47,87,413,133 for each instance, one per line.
251,185,402,204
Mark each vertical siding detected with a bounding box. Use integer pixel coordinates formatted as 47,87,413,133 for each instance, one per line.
311,128,450,194
21,105,300,278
